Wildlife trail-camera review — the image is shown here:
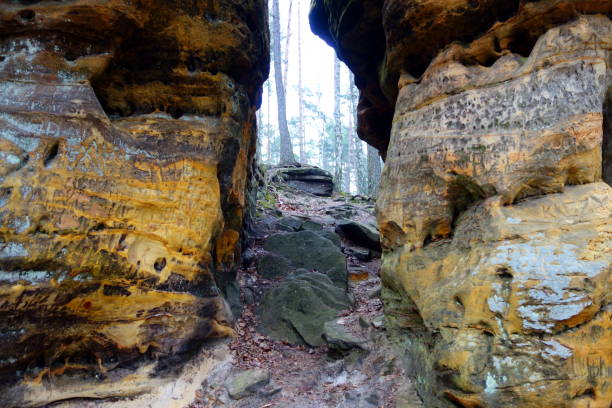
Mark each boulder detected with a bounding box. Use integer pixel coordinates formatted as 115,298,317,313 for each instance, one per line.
226,368,270,400
301,219,324,231
258,272,352,346
263,230,347,288
336,220,381,251
270,166,334,196
275,216,326,234
347,247,372,262
325,203,358,219
318,230,342,248
257,253,291,280
276,216,306,232
322,320,368,352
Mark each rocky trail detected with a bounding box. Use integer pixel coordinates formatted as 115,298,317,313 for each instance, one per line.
2,2,610,407
188,169,422,408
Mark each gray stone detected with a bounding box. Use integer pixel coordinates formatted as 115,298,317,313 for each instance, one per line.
369,249,382,259
367,285,382,299
371,315,385,329
225,280,242,318
270,166,334,196
243,286,255,305
338,384,381,408
276,216,304,231
226,368,270,400
259,383,282,397
241,247,256,268
301,219,323,231
257,253,291,279
258,272,352,346
358,315,371,329
348,246,371,261
335,220,381,251
322,320,368,352
325,203,357,219
263,230,347,288
317,229,342,248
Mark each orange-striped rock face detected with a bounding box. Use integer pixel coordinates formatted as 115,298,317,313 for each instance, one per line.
379,13,612,408
312,1,611,407
379,15,610,249
0,1,268,406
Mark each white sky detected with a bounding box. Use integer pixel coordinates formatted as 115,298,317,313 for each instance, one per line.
259,0,356,161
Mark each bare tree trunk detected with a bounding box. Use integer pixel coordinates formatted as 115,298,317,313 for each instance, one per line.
266,79,272,163
283,0,293,91
354,139,367,195
297,0,305,163
367,144,382,196
333,56,343,189
256,101,263,163
316,87,328,170
344,126,352,193
345,74,359,194
272,0,296,165
348,75,366,194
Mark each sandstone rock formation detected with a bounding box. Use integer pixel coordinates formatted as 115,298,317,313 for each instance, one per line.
268,165,335,196
312,1,612,407
0,1,268,406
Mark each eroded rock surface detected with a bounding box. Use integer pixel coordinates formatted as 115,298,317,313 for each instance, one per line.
313,2,612,407
384,183,611,407
0,1,268,406
379,16,611,249
311,0,612,161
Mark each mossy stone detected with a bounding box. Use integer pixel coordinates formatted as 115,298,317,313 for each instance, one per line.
257,253,290,279
263,230,347,288
258,272,351,346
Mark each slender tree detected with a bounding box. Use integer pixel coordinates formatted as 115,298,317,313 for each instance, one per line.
343,129,351,193
266,79,273,163
257,97,263,163
333,56,343,188
343,73,353,192
348,75,366,194
271,0,296,165
354,142,368,195
283,0,293,91
367,145,382,196
310,86,329,170
297,0,306,163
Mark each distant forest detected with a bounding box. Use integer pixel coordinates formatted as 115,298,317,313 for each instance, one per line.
258,0,382,195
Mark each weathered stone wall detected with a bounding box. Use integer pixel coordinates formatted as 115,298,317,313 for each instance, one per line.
0,1,268,406
312,1,611,407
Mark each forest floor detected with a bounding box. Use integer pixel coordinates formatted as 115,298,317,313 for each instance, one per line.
189,184,422,408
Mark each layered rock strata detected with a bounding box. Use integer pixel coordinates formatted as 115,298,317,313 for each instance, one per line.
312,1,612,407
311,0,612,165
268,165,334,196
0,1,268,406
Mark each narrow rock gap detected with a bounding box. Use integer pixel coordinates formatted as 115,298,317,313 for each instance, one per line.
210,171,411,407
1,1,610,408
